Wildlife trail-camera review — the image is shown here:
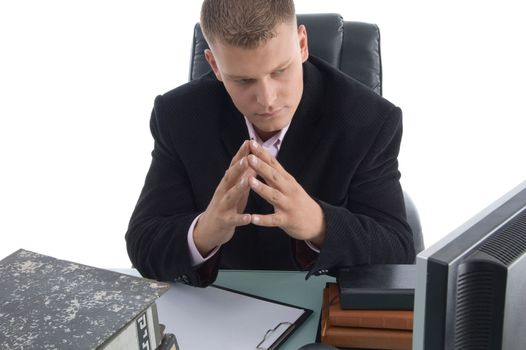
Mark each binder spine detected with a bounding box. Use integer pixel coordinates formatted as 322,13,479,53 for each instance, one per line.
98,302,162,350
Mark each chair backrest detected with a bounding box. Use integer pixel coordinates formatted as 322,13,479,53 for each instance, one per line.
189,13,424,254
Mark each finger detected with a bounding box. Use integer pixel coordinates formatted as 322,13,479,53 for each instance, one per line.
244,167,257,179
236,184,250,213
225,212,252,227
218,148,250,192
248,154,284,190
248,140,286,173
216,177,252,227
251,213,285,228
230,140,250,167
221,175,251,209
249,176,286,208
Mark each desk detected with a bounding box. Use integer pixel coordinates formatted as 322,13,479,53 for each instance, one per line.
117,269,334,349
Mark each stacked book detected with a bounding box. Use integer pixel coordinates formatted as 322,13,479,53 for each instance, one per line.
0,249,179,350
321,265,416,350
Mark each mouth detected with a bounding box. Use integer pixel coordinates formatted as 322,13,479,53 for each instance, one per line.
255,107,284,119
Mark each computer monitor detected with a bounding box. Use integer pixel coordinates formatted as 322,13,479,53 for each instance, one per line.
413,181,526,350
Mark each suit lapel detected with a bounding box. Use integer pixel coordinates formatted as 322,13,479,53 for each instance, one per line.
277,61,324,181
220,96,249,160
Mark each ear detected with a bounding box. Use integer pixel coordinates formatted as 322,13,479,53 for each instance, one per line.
297,25,309,63
204,49,223,81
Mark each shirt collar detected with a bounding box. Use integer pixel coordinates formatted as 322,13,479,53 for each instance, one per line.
243,117,290,153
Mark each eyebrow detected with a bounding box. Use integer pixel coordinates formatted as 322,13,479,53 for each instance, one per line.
224,58,293,80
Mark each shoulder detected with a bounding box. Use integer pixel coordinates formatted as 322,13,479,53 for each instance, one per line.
154,72,227,115
306,56,400,128
147,72,237,150
149,72,235,139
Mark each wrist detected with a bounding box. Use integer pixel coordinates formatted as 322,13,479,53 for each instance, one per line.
308,232,325,248
308,201,326,247
193,216,219,257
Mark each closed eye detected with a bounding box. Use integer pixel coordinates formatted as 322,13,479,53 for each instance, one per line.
235,78,255,85
272,68,286,77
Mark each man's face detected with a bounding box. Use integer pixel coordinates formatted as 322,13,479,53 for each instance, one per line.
205,22,309,141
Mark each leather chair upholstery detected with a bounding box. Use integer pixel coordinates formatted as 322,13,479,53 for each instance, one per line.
189,13,424,254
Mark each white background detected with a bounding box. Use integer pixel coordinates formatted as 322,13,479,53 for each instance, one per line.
1,0,525,268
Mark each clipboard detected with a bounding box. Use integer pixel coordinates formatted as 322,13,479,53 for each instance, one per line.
155,282,313,350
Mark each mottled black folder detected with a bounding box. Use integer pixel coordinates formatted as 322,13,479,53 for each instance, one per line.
0,249,169,349
337,264,416,310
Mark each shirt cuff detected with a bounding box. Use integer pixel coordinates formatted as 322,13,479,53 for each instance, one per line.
187,213,220,266
305,240,321,253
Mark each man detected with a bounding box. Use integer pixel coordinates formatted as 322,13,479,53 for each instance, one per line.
126,0,415,287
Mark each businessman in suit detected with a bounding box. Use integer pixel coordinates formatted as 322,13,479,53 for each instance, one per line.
125,0,415,287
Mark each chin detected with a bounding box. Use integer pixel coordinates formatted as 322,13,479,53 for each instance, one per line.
265,113,293,128
259,120,288,132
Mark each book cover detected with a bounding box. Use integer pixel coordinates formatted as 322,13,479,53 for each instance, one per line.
0,249,170,349
321,288,412,350
326,283,413,330
337,264,415,310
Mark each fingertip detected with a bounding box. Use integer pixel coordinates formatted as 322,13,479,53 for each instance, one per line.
244,214,251,224
249,176,259,188
237,213,251,226
250,139,259,152
248,154,258,167
244,139,251,151
251,215,260,225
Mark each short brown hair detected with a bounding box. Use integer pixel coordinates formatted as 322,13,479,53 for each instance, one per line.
200,0,296,49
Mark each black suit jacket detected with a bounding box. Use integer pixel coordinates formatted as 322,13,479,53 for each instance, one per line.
126,56,415,287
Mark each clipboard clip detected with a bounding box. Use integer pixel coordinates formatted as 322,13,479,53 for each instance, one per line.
256,321,293,350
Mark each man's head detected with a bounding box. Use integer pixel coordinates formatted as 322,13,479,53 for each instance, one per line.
200,0,309,141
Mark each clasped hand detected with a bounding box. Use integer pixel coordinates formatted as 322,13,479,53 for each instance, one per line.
193,140,326,256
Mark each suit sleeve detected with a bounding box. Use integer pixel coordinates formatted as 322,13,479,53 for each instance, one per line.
125,95,219,286
307,107,415,278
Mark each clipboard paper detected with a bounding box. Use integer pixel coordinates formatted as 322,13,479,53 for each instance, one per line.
155,283,312,350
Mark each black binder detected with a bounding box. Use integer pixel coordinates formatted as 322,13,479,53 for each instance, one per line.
337,264,416,310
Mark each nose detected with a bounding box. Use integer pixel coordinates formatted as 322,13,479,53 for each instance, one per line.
255,78,277,110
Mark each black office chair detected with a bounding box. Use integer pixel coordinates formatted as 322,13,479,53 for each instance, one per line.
189,13,424,255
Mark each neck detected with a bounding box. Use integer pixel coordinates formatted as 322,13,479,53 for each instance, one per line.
255,127,279,142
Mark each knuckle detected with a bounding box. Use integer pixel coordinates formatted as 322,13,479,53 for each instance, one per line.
220,214,235,227
272,170,279,182
272,215,282,226
271,189,280,203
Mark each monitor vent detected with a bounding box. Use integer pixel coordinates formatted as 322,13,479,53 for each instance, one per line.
478,208,526,265
454,270,496,349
